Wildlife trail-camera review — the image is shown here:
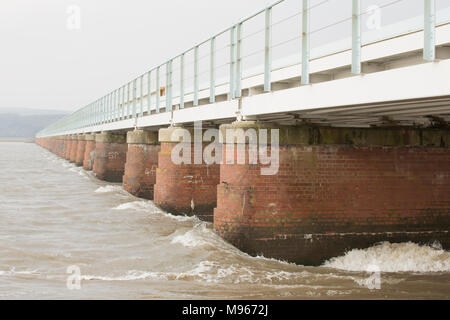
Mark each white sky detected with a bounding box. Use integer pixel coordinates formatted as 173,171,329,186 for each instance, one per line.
0,0,266,111
0,0,442,112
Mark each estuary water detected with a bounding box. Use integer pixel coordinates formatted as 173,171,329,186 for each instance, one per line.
0,142,449,299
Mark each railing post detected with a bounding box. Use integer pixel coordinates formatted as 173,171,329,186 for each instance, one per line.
194,46,199,106
115,89,118,121
180,54,185,109
230,26,236,99
424,0,436,61
210,37,216,103
140,75,144,117
264,7,272,92
301,0,310,85
103,96,106,124
109,92,113,122
166,60,173,111
156,66,160,113
106,93,110,123
106,94,109,123
122,86,125,120
133,79,137,118
235,22,242,98
352,0,361,74
147,71,151,115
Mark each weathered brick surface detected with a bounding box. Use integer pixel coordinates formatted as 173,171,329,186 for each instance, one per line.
214,124,450,265
64,139,71,160
93,133,127,182
75,138,86,167
69,137,78,163
154,141,220,222
123,131,160,199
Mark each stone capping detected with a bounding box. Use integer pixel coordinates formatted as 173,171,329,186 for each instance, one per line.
159,126,202,143
75,134,86,141
84,133,96,141
219,121,450,147
127,129,159,145
95,132,127,144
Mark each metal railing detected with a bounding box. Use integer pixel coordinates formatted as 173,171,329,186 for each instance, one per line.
37,0,447,138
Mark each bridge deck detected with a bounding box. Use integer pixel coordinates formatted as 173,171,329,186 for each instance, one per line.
38,1,450,137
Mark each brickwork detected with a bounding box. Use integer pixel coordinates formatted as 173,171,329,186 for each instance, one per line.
214,123,450,265
153,127,220,221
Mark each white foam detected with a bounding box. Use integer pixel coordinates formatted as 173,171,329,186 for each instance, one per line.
112,201,154,211
324,242,450,273
162,212,197,222
0,268,39,276
81,271,166,282
95,185,123,194
171,224,211,248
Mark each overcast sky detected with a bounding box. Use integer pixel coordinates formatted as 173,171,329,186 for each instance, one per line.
0,0,442,113
0,0,268,112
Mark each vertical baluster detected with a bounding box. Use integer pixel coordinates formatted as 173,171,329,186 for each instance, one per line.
156,66,160,113
140,75,144,117
230,26,236,99
166,60,173,111
133,79,137,118
127,82,131,119
180,54,185,109
302,0,310,85
424,0,436,61
194,46,199,107
352,0,361,74
235,22,242,98
147,71,151,115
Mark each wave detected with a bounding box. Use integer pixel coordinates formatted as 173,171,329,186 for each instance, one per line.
69,167,90,179
112,201,154,211
112,200,198,222
95,185,124,194
79,262,312,285
0,268,40,276
323,242,450,273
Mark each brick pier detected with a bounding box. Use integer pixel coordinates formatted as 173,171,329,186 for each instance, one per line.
214,122,450,265
93,132,127,182
153,126,220,221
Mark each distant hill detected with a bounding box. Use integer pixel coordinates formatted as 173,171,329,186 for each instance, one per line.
0,108,70,138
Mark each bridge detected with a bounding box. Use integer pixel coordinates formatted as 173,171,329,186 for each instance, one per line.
36,0,450,265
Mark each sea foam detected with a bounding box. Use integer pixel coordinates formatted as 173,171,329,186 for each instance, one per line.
323,241,450,273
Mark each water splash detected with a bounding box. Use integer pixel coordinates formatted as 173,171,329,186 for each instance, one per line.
323,242,450,273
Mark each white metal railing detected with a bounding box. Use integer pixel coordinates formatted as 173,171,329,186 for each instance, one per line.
37,0,449,138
